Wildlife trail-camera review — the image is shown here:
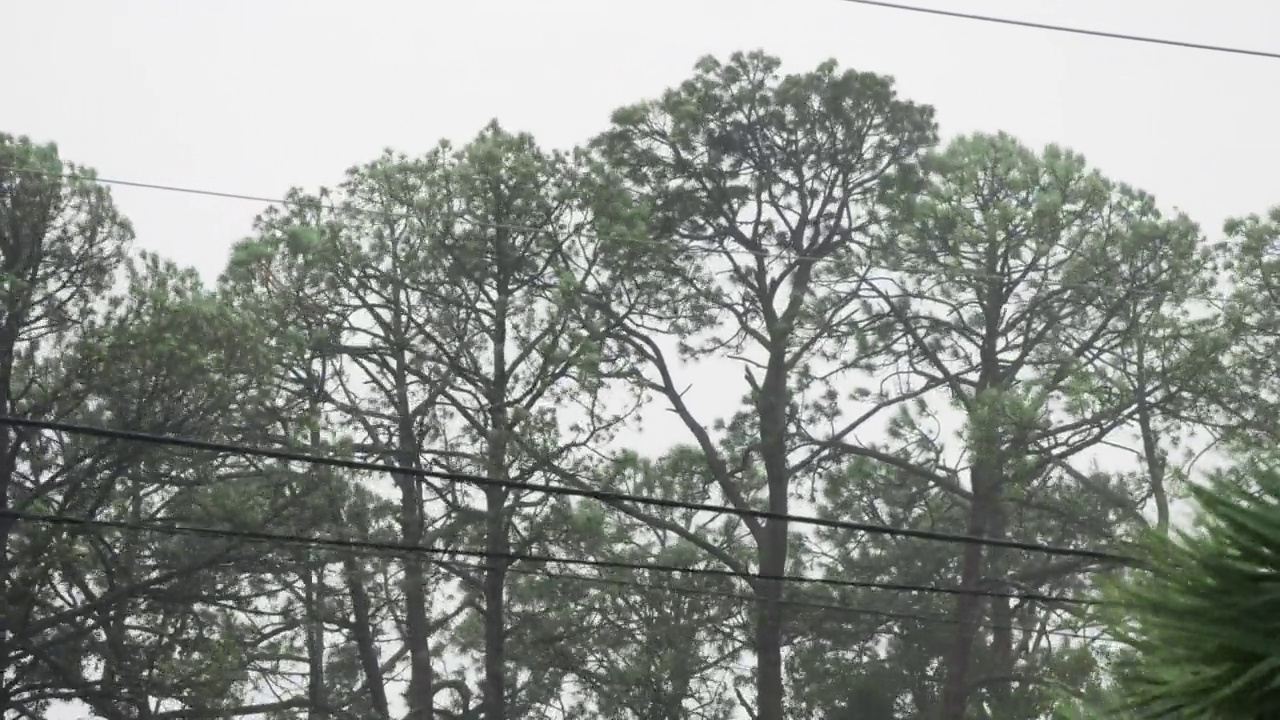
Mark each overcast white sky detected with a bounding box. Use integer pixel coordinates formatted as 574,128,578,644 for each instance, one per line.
9,0,1278,452
7,0,1279,278
6,0,1279,716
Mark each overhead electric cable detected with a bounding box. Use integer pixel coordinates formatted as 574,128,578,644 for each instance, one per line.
839,0,1280,60
0,508,1100,609
0,165,1234,303
450,559,1103,643
0,416,1132,564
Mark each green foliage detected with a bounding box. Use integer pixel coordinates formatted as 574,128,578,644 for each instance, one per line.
8,49,1272,720
487,447,749,719
1215,206,1280,445
794,130,1218,719
1103,455,1280,718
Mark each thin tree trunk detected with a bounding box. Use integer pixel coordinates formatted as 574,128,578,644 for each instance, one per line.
304,425,327,719
482,486,508,720
396,396,433,720
482,225,512,720
939,481,993,720
400,471,433,720
345,557,391,718
754,528,787,720
0,426,10,717
1131,314,1170,536
941,244,1006,720
303,559,326,719
987,504,1012,710
755,355,790,720
1135,383,1170,534
0,306,20,714
384,288,434,720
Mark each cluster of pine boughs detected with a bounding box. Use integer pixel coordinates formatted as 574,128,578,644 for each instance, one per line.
2,50,1278,720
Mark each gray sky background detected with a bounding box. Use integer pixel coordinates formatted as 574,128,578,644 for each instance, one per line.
10,0,1278,453
8,0,1279,278
6,0,1279,716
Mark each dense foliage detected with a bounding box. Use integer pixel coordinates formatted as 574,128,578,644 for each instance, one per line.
0,50,1271,719
1112,457,1280,718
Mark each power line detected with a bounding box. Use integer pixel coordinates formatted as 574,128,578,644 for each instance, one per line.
0,416,1132,564
454,559,1103,643
839,0,1280,60
6,510,1105,644
1,508,1100,610
0,165,1230,304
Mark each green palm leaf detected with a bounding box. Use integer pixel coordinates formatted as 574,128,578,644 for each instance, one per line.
1104,459,1280,718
